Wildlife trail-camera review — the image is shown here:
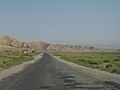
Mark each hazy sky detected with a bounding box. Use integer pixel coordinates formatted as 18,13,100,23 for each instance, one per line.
0,0,120,49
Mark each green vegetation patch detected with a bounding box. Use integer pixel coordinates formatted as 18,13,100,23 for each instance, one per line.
51,52,120,74
0,51,39,69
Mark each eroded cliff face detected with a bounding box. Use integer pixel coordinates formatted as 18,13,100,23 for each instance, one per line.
0,35,48,52
0,35,29,48
46,44,97,52
27,42,50,51
0,35,102,52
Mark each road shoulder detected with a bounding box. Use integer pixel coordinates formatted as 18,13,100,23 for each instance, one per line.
0,53,43,81
51,54,120,84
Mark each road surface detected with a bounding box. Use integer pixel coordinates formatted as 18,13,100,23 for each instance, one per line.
0,53,120,90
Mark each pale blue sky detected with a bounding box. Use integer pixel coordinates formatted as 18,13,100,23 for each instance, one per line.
0,0,120,49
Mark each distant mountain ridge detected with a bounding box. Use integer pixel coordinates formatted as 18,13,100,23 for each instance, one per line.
0,35,115,52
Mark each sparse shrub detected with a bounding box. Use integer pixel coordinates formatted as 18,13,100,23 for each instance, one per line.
105,64,112,68
0,51,39,68
51,51,120,74
103,59,110,63
114,59,120,61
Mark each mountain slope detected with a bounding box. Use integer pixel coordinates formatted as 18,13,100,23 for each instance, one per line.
0,35,110,52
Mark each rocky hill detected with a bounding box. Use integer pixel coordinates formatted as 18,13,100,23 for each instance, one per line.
0,35,48,52
0,35,29,48
0,35,110,52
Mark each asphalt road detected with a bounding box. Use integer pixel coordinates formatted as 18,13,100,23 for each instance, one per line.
0,53,120,90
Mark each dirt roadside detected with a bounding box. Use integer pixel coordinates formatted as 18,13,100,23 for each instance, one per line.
0,53,43,81
51,54,120,84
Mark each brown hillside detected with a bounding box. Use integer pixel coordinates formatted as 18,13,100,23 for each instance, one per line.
0,35,112,52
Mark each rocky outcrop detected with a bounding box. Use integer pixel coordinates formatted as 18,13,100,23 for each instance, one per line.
0,35,13,46
27,42,49,51
0,35,50,52
0,45,17,52
0,35,30,52
0,35,29,48
47,44,97,52
0,35,104,52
